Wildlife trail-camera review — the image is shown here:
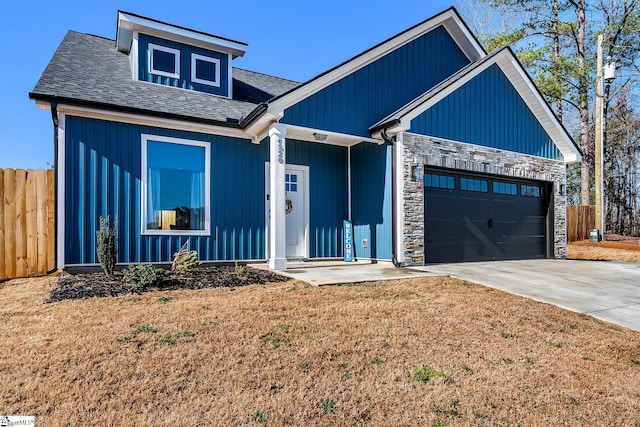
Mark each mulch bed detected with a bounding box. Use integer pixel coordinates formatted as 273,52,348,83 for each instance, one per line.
46,265,290,303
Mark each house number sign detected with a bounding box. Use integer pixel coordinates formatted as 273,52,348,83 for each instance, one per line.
277,138,285,164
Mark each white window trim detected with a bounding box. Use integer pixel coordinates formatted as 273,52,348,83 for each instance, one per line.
148,43,180,79
191,53,221,87
141,134,210,236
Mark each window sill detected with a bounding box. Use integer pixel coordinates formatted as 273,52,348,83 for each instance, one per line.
142,229,210,237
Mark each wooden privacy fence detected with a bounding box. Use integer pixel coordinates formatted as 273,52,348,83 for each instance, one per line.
0,169,55,279
566,205,596,242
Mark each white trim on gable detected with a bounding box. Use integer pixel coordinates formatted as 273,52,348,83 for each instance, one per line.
227,53,233,99
379,49,581,164
117,11,247,58
263,9,484,120
130,32,139,80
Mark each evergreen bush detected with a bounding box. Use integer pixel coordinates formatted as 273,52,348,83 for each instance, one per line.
96,215,118,276
122,264,165,290
174,250,199,273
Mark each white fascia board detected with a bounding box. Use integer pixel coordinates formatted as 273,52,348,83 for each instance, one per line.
397,50,581,164
497,54,582,164
118,11,247,58
267,9,484,115
55,103,251,140
244,111,284,143
284,124,381,147
442,14,485,61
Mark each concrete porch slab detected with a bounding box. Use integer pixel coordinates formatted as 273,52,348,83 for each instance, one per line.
251,260,442,286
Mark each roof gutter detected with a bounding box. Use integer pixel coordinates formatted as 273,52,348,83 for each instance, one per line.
47,101,59,275
380,128,401,268
369,119,402,137
239,102,268,128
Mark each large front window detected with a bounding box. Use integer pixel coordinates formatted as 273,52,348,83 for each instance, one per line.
142,135,210,235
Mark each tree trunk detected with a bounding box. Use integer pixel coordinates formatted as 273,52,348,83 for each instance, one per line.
576,0,591,205
553,0,563,119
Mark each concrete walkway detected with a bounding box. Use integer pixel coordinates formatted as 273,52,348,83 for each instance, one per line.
414,259,640,332
253,260,441,286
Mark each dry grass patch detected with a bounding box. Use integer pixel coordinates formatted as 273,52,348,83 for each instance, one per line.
568,239,640,263
2,275,640,426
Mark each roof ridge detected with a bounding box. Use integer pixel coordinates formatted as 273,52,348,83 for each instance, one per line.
232,67,300,84
118,10,248,47
67,29,115,42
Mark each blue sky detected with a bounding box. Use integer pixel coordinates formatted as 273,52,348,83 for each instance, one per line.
0,0,455,169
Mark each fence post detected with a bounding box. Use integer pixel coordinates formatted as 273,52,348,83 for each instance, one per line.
0,169,4,279
4,170,16,278
26,170,38,276
15,169,28,277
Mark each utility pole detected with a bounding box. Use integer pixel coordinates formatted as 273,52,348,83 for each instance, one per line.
595,34,604,238
594,34,616,239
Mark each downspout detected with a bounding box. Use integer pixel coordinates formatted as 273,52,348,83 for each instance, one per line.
380,129,401,267
46,101,59,274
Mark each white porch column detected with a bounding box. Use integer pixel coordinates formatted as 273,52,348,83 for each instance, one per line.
268,123,287,270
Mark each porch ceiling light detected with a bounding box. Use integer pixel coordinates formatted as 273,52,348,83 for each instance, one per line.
313,132,328,141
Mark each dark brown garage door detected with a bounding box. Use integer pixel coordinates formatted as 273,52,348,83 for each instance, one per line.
424,167,550,263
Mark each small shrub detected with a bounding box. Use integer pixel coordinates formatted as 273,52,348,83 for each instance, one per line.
123,264,165,290
173,250,199,273
96,216,118,276
235,261,248,278
412,365,452,384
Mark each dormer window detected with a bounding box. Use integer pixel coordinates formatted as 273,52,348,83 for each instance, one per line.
191,53,220,87
149,43,180,79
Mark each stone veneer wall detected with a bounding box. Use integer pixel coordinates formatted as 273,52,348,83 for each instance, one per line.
402,133,567,266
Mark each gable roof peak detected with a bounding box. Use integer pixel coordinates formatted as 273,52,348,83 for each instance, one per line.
262,7,486,115
115,10,248,58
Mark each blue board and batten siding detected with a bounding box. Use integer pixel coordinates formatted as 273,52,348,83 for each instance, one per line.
281,26,470,137
410,64,563,160
286,140,349,258
350,142,392,260
138,34,229,97
63,116,347,264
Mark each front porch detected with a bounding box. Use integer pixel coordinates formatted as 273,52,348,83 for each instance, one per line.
264,123,391,270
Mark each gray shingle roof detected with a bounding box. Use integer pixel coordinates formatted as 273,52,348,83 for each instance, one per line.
30,31,299,126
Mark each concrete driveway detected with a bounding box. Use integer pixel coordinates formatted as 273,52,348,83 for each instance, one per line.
414,260,640,332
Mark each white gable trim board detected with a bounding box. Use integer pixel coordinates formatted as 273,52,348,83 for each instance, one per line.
373,49,580,164
263,8,484,119
117,11,248,58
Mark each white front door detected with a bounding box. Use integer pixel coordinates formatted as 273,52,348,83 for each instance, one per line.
265,163,309,259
